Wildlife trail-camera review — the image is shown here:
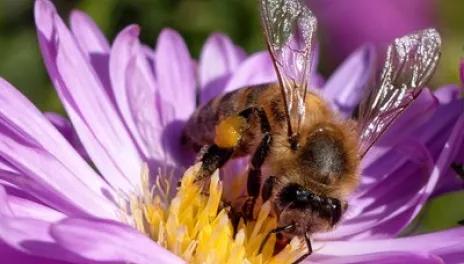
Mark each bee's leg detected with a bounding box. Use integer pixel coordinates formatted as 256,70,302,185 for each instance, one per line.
451,162,464,179
239,107,272,219
258,224,294,254
293,232,313,264
262,176,277,202
197,144,234,181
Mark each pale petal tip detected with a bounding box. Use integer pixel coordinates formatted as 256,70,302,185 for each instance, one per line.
69,10,93,27
34,0,56,32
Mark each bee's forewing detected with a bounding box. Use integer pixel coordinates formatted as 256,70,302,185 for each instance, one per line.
259,0,317,136
358,29,442,157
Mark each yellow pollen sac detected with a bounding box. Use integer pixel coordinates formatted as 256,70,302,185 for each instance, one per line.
215,116,247,148
127,163,307,264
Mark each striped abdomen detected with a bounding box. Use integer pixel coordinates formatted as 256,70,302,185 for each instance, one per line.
182,83,286,153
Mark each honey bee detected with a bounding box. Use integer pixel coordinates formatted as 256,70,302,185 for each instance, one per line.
182,0,441,260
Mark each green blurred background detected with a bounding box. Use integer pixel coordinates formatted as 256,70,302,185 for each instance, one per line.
0,0,462,234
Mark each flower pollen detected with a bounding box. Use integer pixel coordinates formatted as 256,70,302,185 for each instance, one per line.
128,163,306,264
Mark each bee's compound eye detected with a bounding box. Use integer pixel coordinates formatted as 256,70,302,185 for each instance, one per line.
328,198,342,225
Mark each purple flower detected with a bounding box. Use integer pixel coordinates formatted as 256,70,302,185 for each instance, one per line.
0,0,463,263
308,0,436,63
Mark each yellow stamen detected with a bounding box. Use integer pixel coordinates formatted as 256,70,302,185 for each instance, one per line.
128,163,306,264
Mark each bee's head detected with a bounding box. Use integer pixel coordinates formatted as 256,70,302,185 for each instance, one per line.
272,182,344,236
266,122,359,235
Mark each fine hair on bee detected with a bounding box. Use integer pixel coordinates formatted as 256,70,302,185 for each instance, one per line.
181,0,442,261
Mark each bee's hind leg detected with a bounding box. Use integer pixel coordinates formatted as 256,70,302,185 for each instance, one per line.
239,107,272,220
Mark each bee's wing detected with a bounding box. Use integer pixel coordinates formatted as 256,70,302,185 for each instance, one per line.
259,0,317,136
358,29,441,157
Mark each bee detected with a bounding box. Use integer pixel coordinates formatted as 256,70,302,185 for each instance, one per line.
182,0,441,260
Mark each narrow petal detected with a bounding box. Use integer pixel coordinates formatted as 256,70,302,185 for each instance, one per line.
434,85,461,104
69,10,110,54
35,0,143,193
0,216,88,263
224,51,277,92
317,227,464,263
431,112,464,196
6,195,65,222
0,185,12,216
199,33,246,103
44,112,88,159
110,25,163,162
155,28,196,121
0,242,68,264
0,78,117,219
322,45,375,117
312,252,441,264
51,218,184,264
70,10,112,101
360,89,437,171
326,106,464,240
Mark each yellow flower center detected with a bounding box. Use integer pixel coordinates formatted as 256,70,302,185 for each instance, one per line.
127,163,306,264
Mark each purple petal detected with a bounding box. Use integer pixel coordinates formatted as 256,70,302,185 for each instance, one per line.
0,78,117,219
0,241,68,264
199,33,246,103
316,227,464,263
35,0,143,193
311,252,441,264
69,10,110,53
322,45,375,117
70,10,112,102
432,112,464,196
0,216,89,263
325,99,464,240
51,218,184,264
0,185,12,215
360,89,438,171
434,85,461,104
6,195,65,222
224,51,277,92
155,28,196,121
44,112,88,159
110,25,164,162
